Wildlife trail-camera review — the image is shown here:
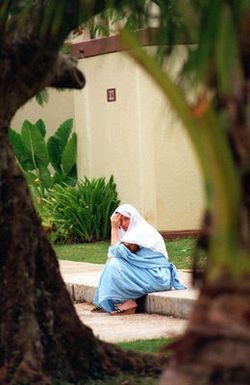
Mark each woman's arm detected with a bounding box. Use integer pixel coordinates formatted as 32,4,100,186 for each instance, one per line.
110,213,121,246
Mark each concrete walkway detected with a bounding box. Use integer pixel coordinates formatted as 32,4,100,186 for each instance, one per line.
59,260,199,319
74,302,189,343
59,260,200,342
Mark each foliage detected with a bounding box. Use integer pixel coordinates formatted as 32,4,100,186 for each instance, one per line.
75,2,147,39
42,176,120,242
117,337,173,353
35,89,49,106
8,118,77,200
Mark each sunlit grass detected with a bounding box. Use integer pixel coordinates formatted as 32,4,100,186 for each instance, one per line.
117,337,173,353
53,241,109,264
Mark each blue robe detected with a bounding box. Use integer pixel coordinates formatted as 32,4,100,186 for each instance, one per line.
93,243,186,312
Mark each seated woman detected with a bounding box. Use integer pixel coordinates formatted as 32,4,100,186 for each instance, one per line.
91,204,186,315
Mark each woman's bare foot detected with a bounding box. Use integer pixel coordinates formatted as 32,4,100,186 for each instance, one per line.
111,300,138,316
116,300,137,311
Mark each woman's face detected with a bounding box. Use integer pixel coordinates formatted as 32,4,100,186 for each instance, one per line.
120,215,130,231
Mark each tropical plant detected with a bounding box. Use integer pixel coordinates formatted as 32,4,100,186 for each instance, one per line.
75,7,144,39
35,88,49,106
8,118,77,200
42,176,120,242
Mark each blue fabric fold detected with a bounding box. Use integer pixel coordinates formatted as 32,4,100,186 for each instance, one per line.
93,243,186,312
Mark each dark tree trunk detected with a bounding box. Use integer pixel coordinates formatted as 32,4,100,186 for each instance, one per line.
160,10,250,385
160,276,250,385
0,129,164,384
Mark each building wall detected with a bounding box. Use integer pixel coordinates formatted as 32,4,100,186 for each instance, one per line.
74,48,204,231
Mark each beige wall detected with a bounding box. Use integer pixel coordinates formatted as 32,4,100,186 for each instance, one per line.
74,48,204,231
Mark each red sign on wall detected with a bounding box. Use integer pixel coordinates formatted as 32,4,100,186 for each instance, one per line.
107,88,116,102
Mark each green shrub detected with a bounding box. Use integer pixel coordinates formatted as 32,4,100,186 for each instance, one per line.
42,176,120,242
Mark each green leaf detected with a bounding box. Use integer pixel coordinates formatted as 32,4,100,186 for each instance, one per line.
20,120,34,151
8,127,35,170
38,163,53,189
35,119,46,138
21,120,49,166
215,5,240,93
47,118,73,171
35,89,49,106
65,164,77,186
184,0,222,82
52,170,66,185
22,170,37,184
62,132,77,175
47,136,62,172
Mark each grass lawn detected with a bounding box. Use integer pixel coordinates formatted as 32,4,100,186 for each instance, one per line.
117,337,173,353
53,237,203,270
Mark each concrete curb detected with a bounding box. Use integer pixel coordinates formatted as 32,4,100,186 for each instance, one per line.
60,260,199,319
145,292,196,319
66,283,96,303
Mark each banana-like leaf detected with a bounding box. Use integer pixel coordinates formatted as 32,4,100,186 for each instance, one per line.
64,164,77,186
10,118,77,202
52,167,77,186
22,170,38,185
35,119,46,138
35,89,49,106
62,132,77,175
47,136,62,172
21,120,49,166
47,118,73,171
8,127,35,170
52,170,66,185
38,162,53,189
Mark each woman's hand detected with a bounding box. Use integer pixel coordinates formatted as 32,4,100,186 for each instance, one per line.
110,213,121,246
111,212,121,229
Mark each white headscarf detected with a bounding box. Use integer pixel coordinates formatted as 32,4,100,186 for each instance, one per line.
113,204,168,258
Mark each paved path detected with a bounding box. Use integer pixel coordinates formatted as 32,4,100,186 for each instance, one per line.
74,302,188,343
59,260,199,342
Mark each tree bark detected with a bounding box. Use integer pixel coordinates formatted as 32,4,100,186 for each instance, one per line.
160,8,250,384
160,275,250,385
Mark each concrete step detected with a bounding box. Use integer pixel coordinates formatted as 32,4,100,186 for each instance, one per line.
59,260,199,320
